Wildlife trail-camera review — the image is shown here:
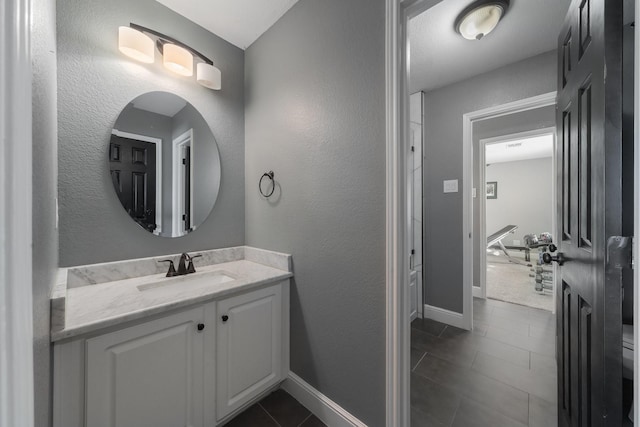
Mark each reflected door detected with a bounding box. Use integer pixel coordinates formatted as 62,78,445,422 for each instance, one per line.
110,135,157,232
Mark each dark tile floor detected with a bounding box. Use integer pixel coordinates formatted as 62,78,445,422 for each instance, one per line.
223,389,327,427
411,297,558,427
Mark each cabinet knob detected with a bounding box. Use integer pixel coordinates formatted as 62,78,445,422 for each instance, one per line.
197,323,205,331
221,315,229,322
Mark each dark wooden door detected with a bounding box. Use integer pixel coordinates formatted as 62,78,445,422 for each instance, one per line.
109,135,157,232
555,0,624,425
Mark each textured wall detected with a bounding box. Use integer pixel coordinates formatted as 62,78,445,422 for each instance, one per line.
472,105,556,287
244,0,387,424
32,0,58,424
422,51,557,313
485,157,554,246
57,0,245,266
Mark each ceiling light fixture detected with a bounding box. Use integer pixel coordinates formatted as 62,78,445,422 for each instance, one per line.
454,0,510,41
118,23,222,90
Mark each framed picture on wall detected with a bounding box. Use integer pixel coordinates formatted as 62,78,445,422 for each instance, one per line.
486,181,497,199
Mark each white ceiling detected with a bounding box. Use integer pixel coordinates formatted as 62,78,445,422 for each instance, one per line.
132,92,187,117
486,134,554,164
409,0,570,92
155,0,300,50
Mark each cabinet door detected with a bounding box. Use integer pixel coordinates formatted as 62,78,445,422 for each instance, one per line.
216,284,283,420
86,307,205,427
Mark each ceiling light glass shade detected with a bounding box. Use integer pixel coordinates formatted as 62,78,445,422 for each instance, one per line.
163,44,193,76
118,26,154,63
197,63,222,90
456,2,507,40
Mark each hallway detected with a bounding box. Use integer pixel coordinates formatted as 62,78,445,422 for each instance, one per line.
411,298,556,426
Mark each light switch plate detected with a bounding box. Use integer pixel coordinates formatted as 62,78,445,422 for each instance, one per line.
443,180,459,193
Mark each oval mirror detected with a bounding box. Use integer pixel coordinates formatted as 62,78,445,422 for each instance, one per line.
109,92,221,237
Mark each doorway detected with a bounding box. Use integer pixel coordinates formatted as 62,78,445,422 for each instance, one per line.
400,0,637,425
172,129,194,237
480,129,556,312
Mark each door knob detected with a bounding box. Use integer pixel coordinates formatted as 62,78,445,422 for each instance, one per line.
542,252,565,266
221,315,229,322
197,323,205,331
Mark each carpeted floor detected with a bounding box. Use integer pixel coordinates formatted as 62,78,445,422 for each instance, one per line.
486,250,554,312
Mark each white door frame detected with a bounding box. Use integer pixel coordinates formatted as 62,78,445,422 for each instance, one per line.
111,130,163,235
386,1,445,425
477,126,557,306
462,93,557,323
172,129,194,237
633,0,640,422
0,0,35,425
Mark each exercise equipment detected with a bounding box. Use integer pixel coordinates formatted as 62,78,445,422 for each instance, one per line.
486,225,532,267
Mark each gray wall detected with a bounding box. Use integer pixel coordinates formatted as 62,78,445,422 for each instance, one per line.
57,0,245,266
472,105,556,286
485,157,553,246
423,51,557,313
32,0,58,424
244,0,386,424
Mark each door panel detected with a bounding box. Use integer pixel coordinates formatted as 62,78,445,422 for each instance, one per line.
555,0,623,425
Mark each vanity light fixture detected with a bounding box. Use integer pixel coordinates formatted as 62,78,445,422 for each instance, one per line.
163,43,193,76
454,0,510,41
117,23,222,90
118,26,154,63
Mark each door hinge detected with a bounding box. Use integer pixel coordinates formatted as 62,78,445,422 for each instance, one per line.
182,158,186,165
411,146,415,152
607,236,633,270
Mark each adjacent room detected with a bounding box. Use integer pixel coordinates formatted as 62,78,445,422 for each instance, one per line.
484,132,555,311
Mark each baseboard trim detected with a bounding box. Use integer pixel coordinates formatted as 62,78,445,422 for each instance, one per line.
281,372,367,427
424,304,467,330
472,286,484,299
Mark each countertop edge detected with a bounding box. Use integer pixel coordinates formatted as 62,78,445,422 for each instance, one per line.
51,272,293,343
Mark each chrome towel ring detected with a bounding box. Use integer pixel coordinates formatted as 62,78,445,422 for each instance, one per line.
259,171,275,197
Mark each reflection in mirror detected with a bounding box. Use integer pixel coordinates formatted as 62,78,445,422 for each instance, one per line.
109,91,221,238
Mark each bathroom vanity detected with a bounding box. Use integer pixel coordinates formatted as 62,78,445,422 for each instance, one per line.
51,246,292,427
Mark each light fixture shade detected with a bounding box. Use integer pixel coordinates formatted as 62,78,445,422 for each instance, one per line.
163,44,193,76
456,1,508,40
197,63,222,90
118,26,154,63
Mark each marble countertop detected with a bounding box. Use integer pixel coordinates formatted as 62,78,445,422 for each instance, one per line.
51,247,292,342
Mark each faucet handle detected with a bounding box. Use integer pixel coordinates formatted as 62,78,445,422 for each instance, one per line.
158,260,178,277
187,254,202,274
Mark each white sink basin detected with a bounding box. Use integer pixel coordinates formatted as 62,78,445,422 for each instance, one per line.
137,270,236,292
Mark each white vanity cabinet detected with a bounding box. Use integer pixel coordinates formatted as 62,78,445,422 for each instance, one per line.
216,284,284,420
53,280,289,427
85,306,207,427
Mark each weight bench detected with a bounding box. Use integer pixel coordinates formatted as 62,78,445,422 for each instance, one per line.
487,225,532,267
